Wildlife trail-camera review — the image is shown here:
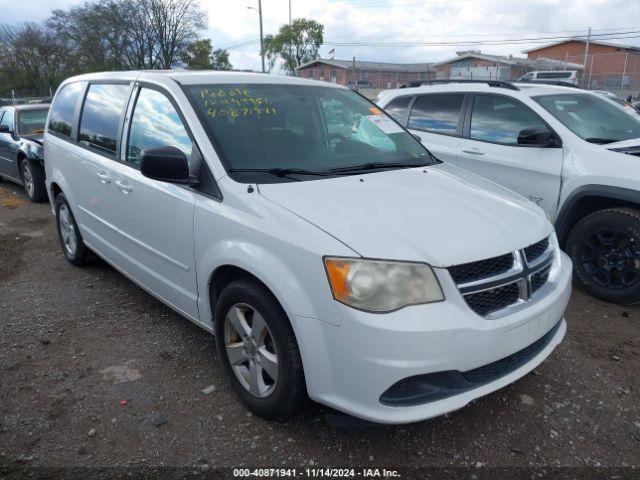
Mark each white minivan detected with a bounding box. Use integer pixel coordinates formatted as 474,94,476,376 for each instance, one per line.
45,71,572,424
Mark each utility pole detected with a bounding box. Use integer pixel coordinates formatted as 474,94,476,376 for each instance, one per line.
583,27,591,88
248,1,265,73
352,56,356,89
258,0,265,73
289,0,293,76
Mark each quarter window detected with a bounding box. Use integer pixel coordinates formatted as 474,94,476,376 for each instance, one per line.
48,82,85,137
79,83,130,155
470,95,546,145
126,88,192,167
408,94,465,134
383,96,412,123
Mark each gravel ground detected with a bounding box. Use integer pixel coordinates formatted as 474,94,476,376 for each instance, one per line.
1,181,639,477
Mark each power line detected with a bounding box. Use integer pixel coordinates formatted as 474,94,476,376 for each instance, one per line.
326,25,640,41
323,30,640,47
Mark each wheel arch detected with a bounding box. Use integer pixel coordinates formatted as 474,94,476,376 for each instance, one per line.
556,185,640,246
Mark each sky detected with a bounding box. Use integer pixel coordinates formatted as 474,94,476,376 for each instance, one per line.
1,0,640,72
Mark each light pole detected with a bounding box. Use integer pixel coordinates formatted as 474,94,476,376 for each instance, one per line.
247,2,265,73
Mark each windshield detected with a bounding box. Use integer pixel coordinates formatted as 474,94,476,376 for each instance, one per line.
534,93,640,144
17,108,48,135
184,83,433,183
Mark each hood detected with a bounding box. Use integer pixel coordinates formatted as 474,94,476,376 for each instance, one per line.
23,134,43,146
605,138,640,156
258,164,552,267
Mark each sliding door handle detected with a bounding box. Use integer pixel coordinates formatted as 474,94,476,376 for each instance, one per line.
96,171,112,183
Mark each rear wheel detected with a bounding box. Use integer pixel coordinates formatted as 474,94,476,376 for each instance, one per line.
19,158,47,202
566,207,640,304
54,193,92,266
214,278,306,420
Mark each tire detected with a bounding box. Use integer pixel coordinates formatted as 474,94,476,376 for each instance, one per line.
214,278,307,420
54,193,92,266
566,207,640,304
19,157,47,202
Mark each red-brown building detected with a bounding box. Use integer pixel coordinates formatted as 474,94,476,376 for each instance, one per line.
295,59,434,89
524,39,640,91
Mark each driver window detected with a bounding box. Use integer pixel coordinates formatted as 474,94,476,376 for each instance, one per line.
0,109,14,131
470,95,546,145
127,88,193,169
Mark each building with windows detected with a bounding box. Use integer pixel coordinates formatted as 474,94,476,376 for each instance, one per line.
295,59,434,89
432,51,583,81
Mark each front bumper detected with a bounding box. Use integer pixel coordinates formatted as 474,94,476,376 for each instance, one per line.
292,251,572,424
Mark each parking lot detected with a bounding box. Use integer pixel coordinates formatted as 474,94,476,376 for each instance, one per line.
0,180,639,474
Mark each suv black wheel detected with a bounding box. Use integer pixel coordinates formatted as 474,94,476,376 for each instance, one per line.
214,277,307,420
20,158,47,202
566,207,640,304
54,193,92,266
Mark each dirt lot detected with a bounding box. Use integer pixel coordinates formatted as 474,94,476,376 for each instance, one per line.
1,181,639,477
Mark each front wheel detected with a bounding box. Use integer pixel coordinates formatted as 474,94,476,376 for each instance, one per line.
566,207,640,304
214,278,307,420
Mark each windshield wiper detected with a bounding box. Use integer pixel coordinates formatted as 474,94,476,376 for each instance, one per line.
228,167,333,178
327,161,431,174
585,137,618,145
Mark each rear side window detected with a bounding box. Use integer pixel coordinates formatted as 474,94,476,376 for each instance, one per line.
470,95,546,145
383,96,412,123
48,82,84,137
79,83,130,155
408,94,465,134
538,72,572,79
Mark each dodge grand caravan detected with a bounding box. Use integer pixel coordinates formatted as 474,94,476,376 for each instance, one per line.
44,71,572,424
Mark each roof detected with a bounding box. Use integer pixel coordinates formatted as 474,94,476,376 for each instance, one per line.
60,70,347,88
295,58,433,72
433,52,583,70
523,38,640,54
376,81,592,105
1,103,50,111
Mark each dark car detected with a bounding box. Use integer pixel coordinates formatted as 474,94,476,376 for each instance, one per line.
0,104,50,202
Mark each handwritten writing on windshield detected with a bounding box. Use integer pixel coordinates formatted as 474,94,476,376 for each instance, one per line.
200,88,278,118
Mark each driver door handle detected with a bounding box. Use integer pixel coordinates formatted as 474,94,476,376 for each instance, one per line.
96,171,112,184
461,147,485,155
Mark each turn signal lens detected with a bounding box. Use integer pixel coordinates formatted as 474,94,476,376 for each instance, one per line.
324,257,444,312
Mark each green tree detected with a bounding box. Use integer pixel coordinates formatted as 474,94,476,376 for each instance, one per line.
182,39,213,69
212,48,232,71
264,18,323,74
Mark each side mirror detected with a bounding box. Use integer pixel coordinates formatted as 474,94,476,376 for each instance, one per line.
412,133,422,142
140,146,197,184
0,124,10,134
517,127,560,147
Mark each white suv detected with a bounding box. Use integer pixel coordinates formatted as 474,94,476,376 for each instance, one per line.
44,71,571,424
378,81,640,305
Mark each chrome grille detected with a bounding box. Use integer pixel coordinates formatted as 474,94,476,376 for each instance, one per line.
449,236,555,318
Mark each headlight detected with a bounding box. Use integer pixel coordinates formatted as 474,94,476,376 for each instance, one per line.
324,257,444,312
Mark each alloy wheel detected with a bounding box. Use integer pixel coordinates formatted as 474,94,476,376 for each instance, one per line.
224,303,278,398
580,228,640,289
58,204,78,256
21,162,34,198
